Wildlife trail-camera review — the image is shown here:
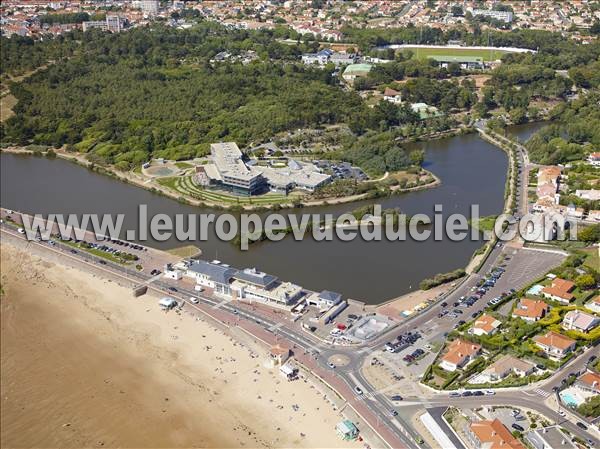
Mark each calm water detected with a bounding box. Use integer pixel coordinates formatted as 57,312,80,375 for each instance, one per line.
0,124,543,303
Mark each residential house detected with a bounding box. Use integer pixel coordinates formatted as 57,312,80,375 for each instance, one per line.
439,339,482,372
468,419,525,449
481,355,535,382
562,310,599,333
533,331,576,359
587,152,600,167
566,204,585,220
526,426,578,449
575,371,600,395
512,298,549,322
575,189,600,201
585,295,600,314
383,87,402,104
542,278,575,304
536,183,558,200
587,210,600,222
537,167,561,189
470,314,501,336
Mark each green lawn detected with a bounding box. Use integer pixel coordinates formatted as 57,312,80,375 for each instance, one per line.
158,175,293,205
404,46,509,61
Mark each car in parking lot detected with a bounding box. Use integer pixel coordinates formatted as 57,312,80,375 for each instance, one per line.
449,392,461,398
472,390,484,396
511,423,524,432
484,390,495,396
391,395,403,401
462,391,473,397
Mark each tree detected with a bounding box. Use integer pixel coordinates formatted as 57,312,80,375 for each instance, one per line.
575,274,596,290
409,150,424,166
451,5,464,17
578,225,600,243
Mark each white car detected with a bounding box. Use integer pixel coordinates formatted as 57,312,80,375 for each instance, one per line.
189,296,200,304
327,362,336,369
194,285,205,292
17,227,25,234
558,410,566,417
354,386,363,395
484,390,496,396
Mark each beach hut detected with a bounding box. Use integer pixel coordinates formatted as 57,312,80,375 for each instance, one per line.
159,297,178,310
336,420,359,440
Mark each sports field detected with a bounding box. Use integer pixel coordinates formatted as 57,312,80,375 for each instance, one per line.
403,46,509,61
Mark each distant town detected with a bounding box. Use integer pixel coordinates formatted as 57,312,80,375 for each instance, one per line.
2,0,600,39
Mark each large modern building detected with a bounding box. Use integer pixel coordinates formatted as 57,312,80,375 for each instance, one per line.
140,0,159,15
184,261,305,309
202,142,331,195
207,142,266,195
82,15,124,32
472,9,514,23
231,268,303,307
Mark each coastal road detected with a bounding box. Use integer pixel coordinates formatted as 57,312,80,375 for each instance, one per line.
0,225,415,449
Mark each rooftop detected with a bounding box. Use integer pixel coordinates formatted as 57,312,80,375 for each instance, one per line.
533,331,576,350
470,419,525,449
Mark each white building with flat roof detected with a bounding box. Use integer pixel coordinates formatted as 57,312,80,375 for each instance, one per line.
202,143,331,195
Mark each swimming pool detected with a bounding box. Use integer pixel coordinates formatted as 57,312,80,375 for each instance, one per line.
560,391,583,407
527,284,544,296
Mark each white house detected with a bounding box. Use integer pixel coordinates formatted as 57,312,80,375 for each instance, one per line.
562,310,600,333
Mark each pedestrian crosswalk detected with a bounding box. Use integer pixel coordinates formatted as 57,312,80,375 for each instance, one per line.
533,388,551,398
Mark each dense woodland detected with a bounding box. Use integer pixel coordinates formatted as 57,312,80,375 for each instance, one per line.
526,93,600,165
1,21,599,175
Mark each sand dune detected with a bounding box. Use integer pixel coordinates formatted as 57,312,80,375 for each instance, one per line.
0,241,359,449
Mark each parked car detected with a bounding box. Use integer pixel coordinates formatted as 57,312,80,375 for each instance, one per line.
189,296,199,304
511,424,524,432
449,392,461,398
576,422,588,430
484,390,495,396
391,395,403,401
462,391,473,397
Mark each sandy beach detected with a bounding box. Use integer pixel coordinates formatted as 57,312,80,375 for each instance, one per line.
0,240,359,448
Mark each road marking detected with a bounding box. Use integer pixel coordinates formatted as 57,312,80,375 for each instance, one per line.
534,388,551,398
268,322,284,332
212,297,232,310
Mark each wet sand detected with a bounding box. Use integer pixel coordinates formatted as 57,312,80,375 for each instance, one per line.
0,241,357,448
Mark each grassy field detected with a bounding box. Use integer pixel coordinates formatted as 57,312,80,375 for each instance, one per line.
404,46,509,61
158,175,295,205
